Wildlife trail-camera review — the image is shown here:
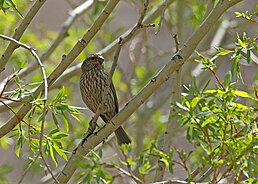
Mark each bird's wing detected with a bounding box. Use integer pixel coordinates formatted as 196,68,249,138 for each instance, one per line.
110,81,119,114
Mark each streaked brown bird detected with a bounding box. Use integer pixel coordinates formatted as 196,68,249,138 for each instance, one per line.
80,53,131,145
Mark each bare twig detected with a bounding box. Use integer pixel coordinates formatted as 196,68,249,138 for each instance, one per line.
18,153,40,184
154,34,182,182
102,162,144,184
174,34,180,52
7,0,95,86
0,0,47,72
49,0,176,90
82,0,152,141
56,0,243,183
40,151,59,184
0,0,120,139
155,0,170,35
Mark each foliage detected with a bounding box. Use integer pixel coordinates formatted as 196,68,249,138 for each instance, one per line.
176,33,258,182
0,0,22,17
0,0,257,183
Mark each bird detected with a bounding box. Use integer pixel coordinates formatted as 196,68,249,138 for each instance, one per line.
80,53,131,145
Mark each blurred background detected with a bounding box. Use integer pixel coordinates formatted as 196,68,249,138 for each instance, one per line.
0,0,257,183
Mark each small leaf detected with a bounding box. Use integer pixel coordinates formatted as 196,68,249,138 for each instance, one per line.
238,38,245,48
234,12,243,17
223,71,232,87
51,132,68,139
61,111,69,132
190,97,200,108
127,156,136,166
51,112,60,129
160,158,169,167
233,90,253,99
49,145,58,166
5,0,23,18
53,143,67,161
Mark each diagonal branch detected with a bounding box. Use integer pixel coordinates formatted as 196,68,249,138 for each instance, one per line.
55,0,243,183
0,0,121,138
4,0,95,86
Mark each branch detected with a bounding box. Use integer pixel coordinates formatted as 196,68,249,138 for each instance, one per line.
5,0,95,86
0,0,120,138
0,0,47,72
154,35,182,182
56,1,153,182
0,34,48,102
51,0,176,89
55,0,243,183
155,0,170,35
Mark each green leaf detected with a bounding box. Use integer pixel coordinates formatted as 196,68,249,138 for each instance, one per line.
5,0,23,18
49,145,58,166
160,158,169,167
51,132,68,139
15,146,21,157
238,38,245,48
61,111,69,132
233,90,253,99
51,112,60,129
201,117,216,127
135,66,146,79
139,161,151,175
53,143,67,161
127,156,136,166
190,97,200,108
234,12,243,17
215,47,234,56
223,71,232,87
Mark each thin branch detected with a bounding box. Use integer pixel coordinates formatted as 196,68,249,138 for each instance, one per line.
49,0,176,90
0,34,48,102
6,0,95,86
155,0,170,35
0,0,47,72
154,34,182,182
18,153,40,184
102,162,143,184
40,152,59,184
55,0,243,183
0,0,120,139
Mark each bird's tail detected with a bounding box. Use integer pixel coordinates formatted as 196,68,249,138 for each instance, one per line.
115,126,131,145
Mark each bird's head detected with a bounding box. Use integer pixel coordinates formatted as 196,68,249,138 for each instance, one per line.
81,53,104,72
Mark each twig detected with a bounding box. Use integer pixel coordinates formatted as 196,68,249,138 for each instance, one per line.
0,70,20,97
56,0,243,182
154,34,182,182
6,0,95,87
155,0,170,35
0,0,47,72
0,0,120,139
0,34,48,102
40,151,59,184
49,0,176,90
18,153,40,184
82,0,152,141
102,162,143,184
174,34,180,52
